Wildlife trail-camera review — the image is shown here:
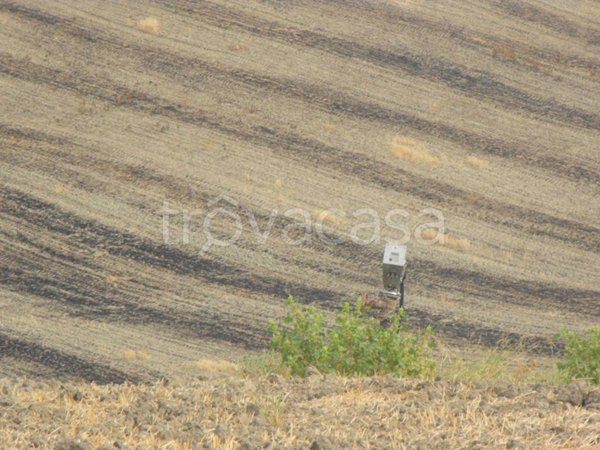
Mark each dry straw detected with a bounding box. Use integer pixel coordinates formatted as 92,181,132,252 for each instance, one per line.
389,136,441,165
136,17,161,34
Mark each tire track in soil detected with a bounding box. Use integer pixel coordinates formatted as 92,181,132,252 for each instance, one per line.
2,2,598,185
313,0,600,74
1,186,596,355
488,0,600,45
2,124,597,318
2,123,599,318
0,333,139,384
1,56,598,254
161,0,600,131
0,187,339,303
407,309,563,356
328,240,599,318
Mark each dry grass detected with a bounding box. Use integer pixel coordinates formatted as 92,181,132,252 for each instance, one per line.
105,274,134,284
444,234,471,251
493,43,517,61
135,17,161,34
421,228,471,251
229,41,249,52
421,228,440,241
463,191,482,205
53,184,67,194
435,341,561,385
311,208,344,225
390,138,489,171
114,89,138,105
193,358,238,374
1,370,597,449
466,155,490,169
389,136,441,165
121,349,150,361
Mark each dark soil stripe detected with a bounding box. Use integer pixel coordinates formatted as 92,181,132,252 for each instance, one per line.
0,333,138,384
0,186,339,304
307,236,599,317
1,3,598,185
3,185,598,326
0,230,275,351
2,187,590,354
2,121,598,268
2,53,598,253
1,59,598,257
489,0,600,45
408,308,563,356
0,261,271,351
317,0,600,73
161,0,600,131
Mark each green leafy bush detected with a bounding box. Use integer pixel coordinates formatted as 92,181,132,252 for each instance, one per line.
557,327,600,385
268,297,435,377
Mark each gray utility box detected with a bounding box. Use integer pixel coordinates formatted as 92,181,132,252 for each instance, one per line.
382,244,407,307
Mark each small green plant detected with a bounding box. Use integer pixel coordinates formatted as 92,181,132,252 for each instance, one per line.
437,347,509,383
557,327,600,385
268,297,435,378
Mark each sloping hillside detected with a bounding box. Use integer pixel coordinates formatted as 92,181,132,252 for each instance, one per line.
0,0,599,381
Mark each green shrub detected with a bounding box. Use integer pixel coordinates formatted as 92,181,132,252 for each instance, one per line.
268,297,435,378
557,327,600,385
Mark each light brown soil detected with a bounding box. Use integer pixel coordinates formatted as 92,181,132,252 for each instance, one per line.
0,0,598,382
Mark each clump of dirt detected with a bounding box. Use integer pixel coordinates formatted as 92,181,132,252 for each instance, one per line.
0,375,598,449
